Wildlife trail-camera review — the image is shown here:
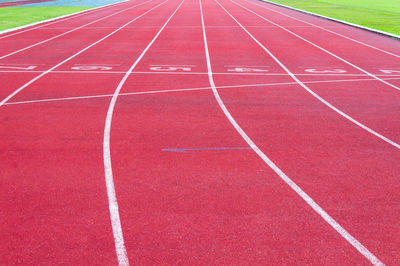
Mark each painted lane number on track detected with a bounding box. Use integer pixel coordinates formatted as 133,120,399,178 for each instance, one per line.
149,65,192,72
305,68,347,73
71,65,113,71
0,65,37,70
228,67,269,72
380,69,400,74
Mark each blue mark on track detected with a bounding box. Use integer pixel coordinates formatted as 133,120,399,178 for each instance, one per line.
162,147,251,153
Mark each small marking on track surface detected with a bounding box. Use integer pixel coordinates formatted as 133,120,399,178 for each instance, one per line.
71,64,121,71
71,66,113,70
0,65,38,70
162,147,251,152
305,68,347,73
225,65,270,72
149,64,194,71
380,69,400,74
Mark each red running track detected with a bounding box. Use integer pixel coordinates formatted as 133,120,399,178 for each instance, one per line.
0,0,399,264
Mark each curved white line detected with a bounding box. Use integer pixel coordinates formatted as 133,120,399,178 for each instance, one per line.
247,0,400,58
0,0,168,107
219,0,400,150
201,0,385,264
102,0,185,264
231,0,400,92
103,132,129,265
0,0,152,60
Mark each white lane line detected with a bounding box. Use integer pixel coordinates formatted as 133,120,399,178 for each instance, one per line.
0,0,129,39
0,0,168,107
0,0,152,60
223,0,400,150
205,0,385,264
5,76,400,106
231,0,400,92
246,0,400,58
103,0,184,264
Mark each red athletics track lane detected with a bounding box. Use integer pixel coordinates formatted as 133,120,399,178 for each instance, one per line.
207,0,400,263
0,0,182,264
217,0,400,143
0,0,145,55
108,0,374,264
245,0,400,57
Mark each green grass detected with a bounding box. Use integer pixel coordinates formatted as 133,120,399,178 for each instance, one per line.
266,0,400,36
0,7,90,31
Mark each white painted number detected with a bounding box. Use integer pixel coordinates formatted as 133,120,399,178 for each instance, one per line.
305,68,347,73
0,65,37,70
380,69,400,74
228,67,269,72
149,66,191,71
71,66,112,71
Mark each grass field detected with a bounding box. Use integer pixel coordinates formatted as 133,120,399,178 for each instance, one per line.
265,0,400,36
0,7,89,31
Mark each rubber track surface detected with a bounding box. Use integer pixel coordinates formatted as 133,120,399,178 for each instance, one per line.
0,0,399,264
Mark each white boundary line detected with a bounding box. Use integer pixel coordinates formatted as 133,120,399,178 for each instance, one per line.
0,0,129,38
0,0,168,107
231,0,400,92
222,0,400,150
257,0,400,40
0,0,152,60
5,76,400,106
103,0,184,264
245,0,400,58
202,0,385,264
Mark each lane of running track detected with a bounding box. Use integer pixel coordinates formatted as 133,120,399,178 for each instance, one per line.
206,0,399,263
0,0,182,264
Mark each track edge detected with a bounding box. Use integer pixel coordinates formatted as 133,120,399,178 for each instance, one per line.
257,0,400,40
0,0,129,36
